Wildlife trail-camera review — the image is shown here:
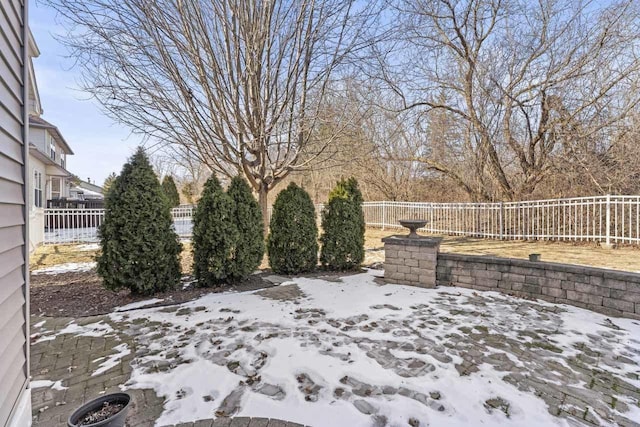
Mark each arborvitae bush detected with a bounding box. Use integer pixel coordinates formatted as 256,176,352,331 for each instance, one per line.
161,175,181,207
97,147,182,295
267,182,318,274
227,176,264,282
345,176,365,243
320,177,365,270
192,175,239,286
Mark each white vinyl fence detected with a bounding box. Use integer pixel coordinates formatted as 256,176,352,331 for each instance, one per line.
44,195,640,245
44,206,195,244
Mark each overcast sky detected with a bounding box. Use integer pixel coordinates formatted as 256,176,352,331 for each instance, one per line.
30,1,143,186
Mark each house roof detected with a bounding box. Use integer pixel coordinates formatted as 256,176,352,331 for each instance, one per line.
77,180,104,194
28,144,72,177
71,185,104,199
29,115,75,155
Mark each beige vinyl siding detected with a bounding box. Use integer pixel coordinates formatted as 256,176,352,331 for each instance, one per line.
28,127,46,153
0,0,29,425
0,135,23,163
0,204,24,228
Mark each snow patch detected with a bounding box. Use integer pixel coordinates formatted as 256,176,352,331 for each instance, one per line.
34,320,114,343
30,380,54,389
32,320,46,329
31,380,67,391
92,344,131,376
31,262,96,275
77,243,100,251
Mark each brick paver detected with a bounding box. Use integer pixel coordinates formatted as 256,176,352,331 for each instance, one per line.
30,315,300,427
30,284,640,427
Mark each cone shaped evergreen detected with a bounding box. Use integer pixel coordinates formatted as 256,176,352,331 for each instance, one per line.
192,175,239,286
267,182,318,274
97,147,182,295
227,176,264,282
320,177,365,270
161,175,181,207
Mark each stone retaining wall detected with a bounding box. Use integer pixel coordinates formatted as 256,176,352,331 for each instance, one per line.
436,253,640,319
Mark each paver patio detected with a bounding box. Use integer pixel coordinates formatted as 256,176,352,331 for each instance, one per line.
30,271,640,426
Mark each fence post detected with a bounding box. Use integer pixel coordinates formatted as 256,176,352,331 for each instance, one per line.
499,202,504,240
381,201,386,231
430,203,434,233
605,194,611,247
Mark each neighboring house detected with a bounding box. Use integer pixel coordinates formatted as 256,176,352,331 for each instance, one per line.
27,33,75,249
69,179,104,201
0,0,32,425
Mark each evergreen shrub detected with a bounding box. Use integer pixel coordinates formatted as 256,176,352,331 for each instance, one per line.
267,182,318,274
97,147,182,295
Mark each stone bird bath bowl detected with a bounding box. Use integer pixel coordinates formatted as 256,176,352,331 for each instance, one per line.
399,219,428,239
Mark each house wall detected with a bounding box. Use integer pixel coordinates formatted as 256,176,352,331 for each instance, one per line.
436,253,640,320
29,156,46,249
28,126,46,153
29,210,44,251
28,97,39,116
0,0,31,426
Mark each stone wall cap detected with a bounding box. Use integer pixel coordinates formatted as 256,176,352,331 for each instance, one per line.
438,252,640,281
382,235,443,247
438,253,511,264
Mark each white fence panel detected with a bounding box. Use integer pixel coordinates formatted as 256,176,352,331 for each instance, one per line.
171,205,194,237
44,209,104,244
43,196,640,245
44,206,193,244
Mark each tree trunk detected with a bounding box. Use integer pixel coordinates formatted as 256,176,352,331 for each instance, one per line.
259,185,269,236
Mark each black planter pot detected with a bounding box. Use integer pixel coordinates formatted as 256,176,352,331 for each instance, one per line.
529,253,542,262
67,393,131,427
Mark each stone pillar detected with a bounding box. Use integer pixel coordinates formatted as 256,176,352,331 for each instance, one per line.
382,235,442,288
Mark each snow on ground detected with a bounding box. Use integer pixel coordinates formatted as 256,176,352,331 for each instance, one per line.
32,320,46,329
114,298,165,312
92,343,131,376
33,320,115,344
77,243,100,251
31,261,96,275
31,380,67,391
109,270,640,427
44,227,100,244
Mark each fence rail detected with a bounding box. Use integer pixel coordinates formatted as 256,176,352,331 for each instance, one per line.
43,195,640,245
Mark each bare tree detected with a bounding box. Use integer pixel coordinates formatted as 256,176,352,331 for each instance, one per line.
373,0,640,201
46,0,380,227
160,145,212,202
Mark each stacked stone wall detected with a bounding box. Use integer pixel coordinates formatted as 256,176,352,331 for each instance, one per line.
436,253,640,319
384,242,438,288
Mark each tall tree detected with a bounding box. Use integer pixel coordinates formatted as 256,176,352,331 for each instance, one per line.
161,175,181,207
374,0,640,201
46,0,381,229
181,181,198,204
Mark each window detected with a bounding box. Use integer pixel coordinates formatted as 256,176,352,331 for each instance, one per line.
50,138,56,161
61,152,66,169
34,171,42,208
51,177,61,199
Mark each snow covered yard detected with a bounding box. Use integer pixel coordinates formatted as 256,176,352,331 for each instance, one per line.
96,270,640,427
